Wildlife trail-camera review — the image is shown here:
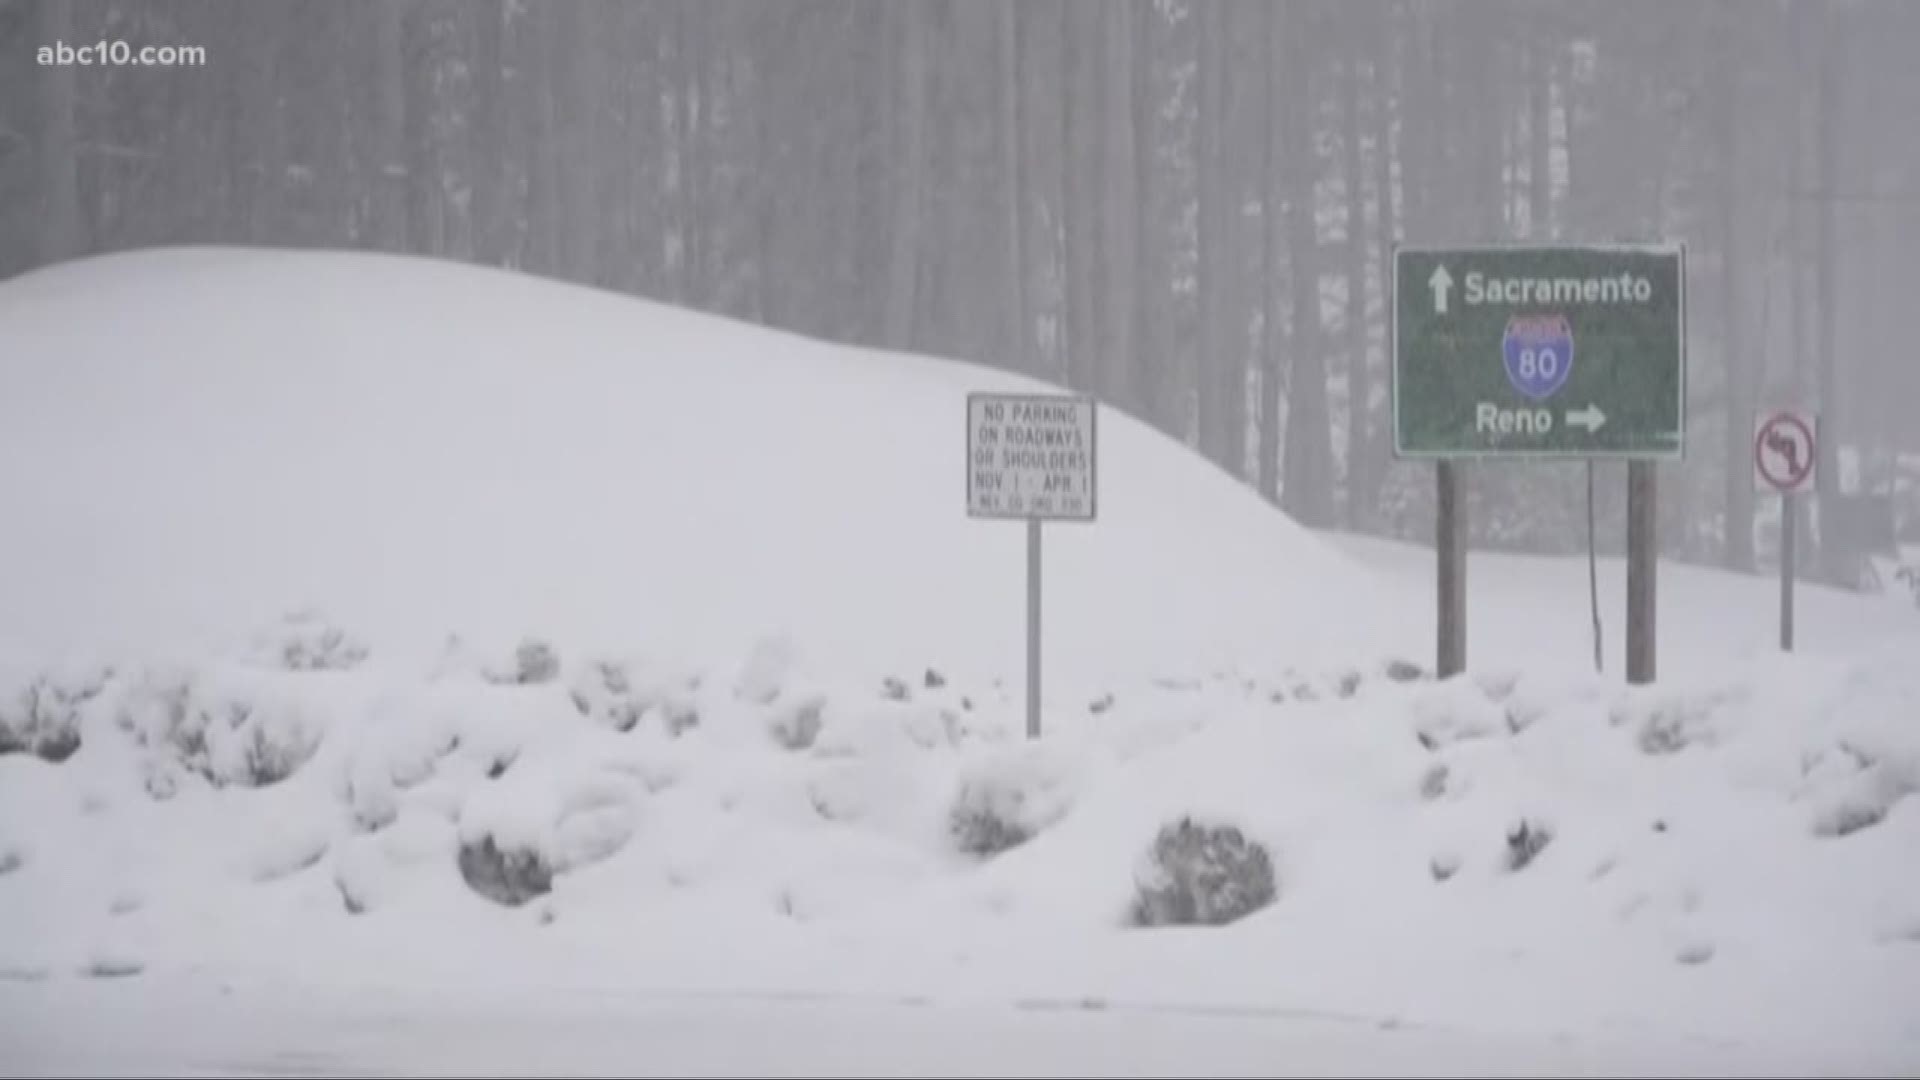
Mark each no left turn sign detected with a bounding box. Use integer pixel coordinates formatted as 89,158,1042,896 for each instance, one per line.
1753,410,1818,494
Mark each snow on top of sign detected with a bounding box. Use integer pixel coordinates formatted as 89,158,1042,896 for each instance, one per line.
0,246,1397,687
1395,241,1686,256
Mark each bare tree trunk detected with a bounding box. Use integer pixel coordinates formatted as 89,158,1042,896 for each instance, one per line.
1720,6,1755,572
35,0,81,263
1196,0,1232,471
753,11,781,323
1786,1,1812,578
1340,51,1370,529
1258,3,1285,501
1528,38,1552,239
1281,10,1334,527
1102,2,1140,414
1063,0,1100,392
524,6,560,274
884,0,927,351
237,3,290,244
1813,3,1843,584
674,0,707,303
401,5,439,255
1133,4,1169,430
469,2,509,266
1368,5,1401,519
998,0,1030,375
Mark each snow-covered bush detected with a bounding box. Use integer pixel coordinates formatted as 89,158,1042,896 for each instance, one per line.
1809,760,1914,839
1129,817,1276,928
456,753,639,905
767,694,826,751
1384,658,1427,683
1616,688,1738,756
440,635,563,686
241,609,368,672
948,744,1081,857
1894,562,1920,608
456,836,552,907
117,670,321,796
0,664,110,763
1813,801,1885,838
653,694,701,738
509,638,560,685
1475,670,1519,702
569,657,653,732
734,635,793,704
1336,671,1364,699
1410,681,1507,750
1504,818,1553,871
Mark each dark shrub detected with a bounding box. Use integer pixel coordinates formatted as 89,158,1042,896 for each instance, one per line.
1129,818,1276,928
0,668,109,763
1504,819,1553,871
457,836,552,907
768,695,826,751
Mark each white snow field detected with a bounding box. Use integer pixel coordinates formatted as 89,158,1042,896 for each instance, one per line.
2,248,1918,1076
0,246,1397,689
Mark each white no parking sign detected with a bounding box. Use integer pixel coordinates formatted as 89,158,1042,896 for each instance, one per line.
966,391,1099,741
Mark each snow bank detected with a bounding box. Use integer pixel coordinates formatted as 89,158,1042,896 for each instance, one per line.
1,634,1916,1057
0,246,1396,689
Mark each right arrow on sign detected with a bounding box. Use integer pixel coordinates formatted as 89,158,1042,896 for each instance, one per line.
1565,404,1607,433
1428,264,1453,314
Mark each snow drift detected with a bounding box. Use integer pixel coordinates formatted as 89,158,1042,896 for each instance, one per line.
0,632,1917,1059
0,246,1397,689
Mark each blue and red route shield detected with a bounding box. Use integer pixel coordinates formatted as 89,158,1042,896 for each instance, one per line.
1501,314,1575,402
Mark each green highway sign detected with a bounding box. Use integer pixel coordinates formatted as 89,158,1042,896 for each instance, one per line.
1392,244,1686,459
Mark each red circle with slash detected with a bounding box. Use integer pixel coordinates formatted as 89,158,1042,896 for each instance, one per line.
1754,412,1815,491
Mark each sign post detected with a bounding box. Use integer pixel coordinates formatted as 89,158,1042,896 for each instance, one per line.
1436,460,1467,678
1627,461,1658,684
1754,409,1818,652
967,392,1098,739
1393,243,1687,683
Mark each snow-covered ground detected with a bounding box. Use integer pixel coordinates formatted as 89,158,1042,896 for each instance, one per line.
5,978,1897,1078
1327,531,1919,676
2,249,1917,1075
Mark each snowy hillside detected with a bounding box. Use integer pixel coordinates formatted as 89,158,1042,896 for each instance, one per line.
0,247,1395,690
2,249,1918,1072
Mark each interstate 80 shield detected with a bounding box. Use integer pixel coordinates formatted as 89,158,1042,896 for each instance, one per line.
1501,314,1574,402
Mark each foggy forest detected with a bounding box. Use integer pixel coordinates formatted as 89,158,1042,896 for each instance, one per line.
3,0,1917,584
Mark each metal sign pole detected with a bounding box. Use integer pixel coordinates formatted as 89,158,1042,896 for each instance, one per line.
1027,517,1042,739
1780,492,1796,652
1587,461,1604,675
1436,460,1467,678
1626,460,1658,685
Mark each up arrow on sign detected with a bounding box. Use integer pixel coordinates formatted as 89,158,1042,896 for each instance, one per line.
1429,263,1453,314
